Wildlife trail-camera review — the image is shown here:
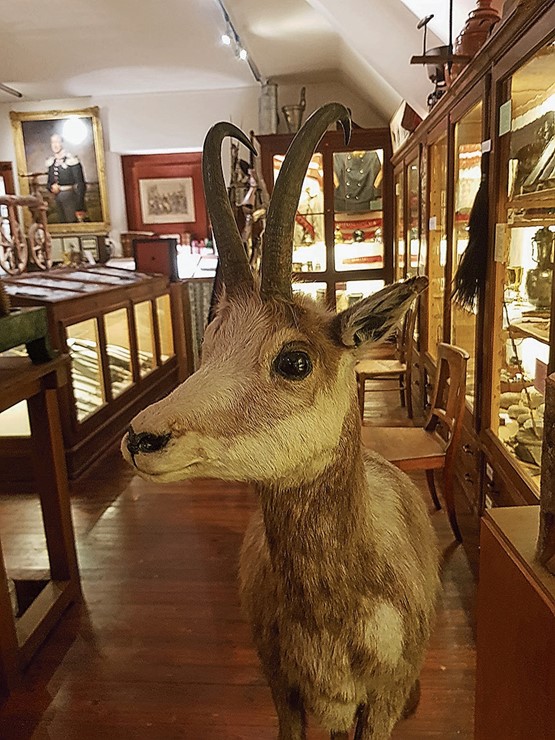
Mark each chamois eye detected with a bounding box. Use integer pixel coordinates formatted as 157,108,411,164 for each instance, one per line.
274,349,312,380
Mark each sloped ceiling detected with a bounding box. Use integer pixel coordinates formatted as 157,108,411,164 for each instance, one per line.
0,0,499,119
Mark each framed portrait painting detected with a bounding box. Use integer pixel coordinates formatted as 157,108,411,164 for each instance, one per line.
139,177,196,225
10,106,110,234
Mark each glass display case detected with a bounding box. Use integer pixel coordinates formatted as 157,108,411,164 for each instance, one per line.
427,134,448,359
1,266,181,479
67,318,105,421
452,101,483,409
490,38,555,491
259,128,393,310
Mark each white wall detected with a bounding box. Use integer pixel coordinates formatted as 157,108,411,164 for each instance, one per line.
0,81,386,248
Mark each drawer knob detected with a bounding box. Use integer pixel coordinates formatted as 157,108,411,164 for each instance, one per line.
464,472,474,484
463,443,474,455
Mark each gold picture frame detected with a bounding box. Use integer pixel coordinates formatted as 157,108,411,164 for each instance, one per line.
10,106,110,234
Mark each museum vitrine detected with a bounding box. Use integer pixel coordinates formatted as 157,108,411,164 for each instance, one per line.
258,128,394,309
387,1,554,557
0,266,182,479
489,35,555,493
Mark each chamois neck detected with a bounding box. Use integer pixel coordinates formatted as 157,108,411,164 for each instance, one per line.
256,405,365,560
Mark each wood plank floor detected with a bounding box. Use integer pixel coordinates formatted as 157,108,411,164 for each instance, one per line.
0,393,477,739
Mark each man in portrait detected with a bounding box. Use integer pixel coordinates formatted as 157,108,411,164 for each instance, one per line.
46,134,87,223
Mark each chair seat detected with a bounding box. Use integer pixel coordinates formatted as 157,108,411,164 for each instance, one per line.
361,426,446,471
356,359,407,378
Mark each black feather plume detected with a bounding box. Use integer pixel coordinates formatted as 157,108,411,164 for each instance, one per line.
452,155,489,310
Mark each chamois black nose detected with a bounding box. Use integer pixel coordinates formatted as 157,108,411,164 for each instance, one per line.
126,426,171,455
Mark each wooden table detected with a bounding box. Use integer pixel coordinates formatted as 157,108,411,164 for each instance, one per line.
0,355,81,693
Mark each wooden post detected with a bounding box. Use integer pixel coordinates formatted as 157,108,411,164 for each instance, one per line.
536,372,555,574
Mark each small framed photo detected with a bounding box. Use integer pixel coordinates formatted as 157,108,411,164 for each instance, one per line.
81,235,99,259
50,237,64,262
139,177,196,224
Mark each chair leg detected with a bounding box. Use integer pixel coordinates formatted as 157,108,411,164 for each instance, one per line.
357,377,365,421
425,469,442,510
405,368,413,419
399,374,406,408
442,468,462,542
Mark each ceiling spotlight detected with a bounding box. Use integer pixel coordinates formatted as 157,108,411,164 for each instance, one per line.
221,33,231,45
239,48,248,61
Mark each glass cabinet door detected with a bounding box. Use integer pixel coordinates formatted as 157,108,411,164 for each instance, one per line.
452,100,483,409
134,300,157,377
156,294,175,362
491,39,555,490
104,308,134,398
406,157,419,277
428,135,448,358
273,153,326,272
394,169,405,280
335,280,385,312
333,149,384,272
66,318,105,421
292,282,327,304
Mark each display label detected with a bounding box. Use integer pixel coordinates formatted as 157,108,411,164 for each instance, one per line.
481,139,492,153
499,101,512,136
429,216,437,231
494,223,508,263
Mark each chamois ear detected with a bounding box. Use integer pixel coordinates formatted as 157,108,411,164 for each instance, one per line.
331,276,428,349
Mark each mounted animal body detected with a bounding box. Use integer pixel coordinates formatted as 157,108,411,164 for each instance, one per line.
122,104,440,740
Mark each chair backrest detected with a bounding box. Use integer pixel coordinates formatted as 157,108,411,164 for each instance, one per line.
396,299,418,366
424,343,469,457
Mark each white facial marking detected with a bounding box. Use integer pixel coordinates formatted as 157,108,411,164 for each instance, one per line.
212,354,355,483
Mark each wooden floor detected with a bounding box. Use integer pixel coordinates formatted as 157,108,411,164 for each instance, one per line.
0,391,477,739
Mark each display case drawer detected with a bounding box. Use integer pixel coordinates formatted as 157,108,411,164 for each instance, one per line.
454,424,481,504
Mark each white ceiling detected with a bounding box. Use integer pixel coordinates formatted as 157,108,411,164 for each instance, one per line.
0,0,499,118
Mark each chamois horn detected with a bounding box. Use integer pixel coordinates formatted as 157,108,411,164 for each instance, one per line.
261,103,351,300
202,122,257,294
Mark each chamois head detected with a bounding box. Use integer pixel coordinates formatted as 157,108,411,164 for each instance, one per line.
122,104,427,484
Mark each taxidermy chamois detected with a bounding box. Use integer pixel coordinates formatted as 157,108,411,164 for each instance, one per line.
122,103,440,739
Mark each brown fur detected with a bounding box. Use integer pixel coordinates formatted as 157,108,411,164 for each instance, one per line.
123,285,440,739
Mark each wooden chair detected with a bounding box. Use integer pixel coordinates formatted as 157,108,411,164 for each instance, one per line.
361,343,469,541
355,300,418,420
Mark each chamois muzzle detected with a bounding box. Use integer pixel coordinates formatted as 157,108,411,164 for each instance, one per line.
126,426,171,456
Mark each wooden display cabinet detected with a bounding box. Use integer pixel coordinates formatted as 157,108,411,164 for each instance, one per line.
391,0,554,566
484,27,555,504
257,128,394,310
0,266,185,481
